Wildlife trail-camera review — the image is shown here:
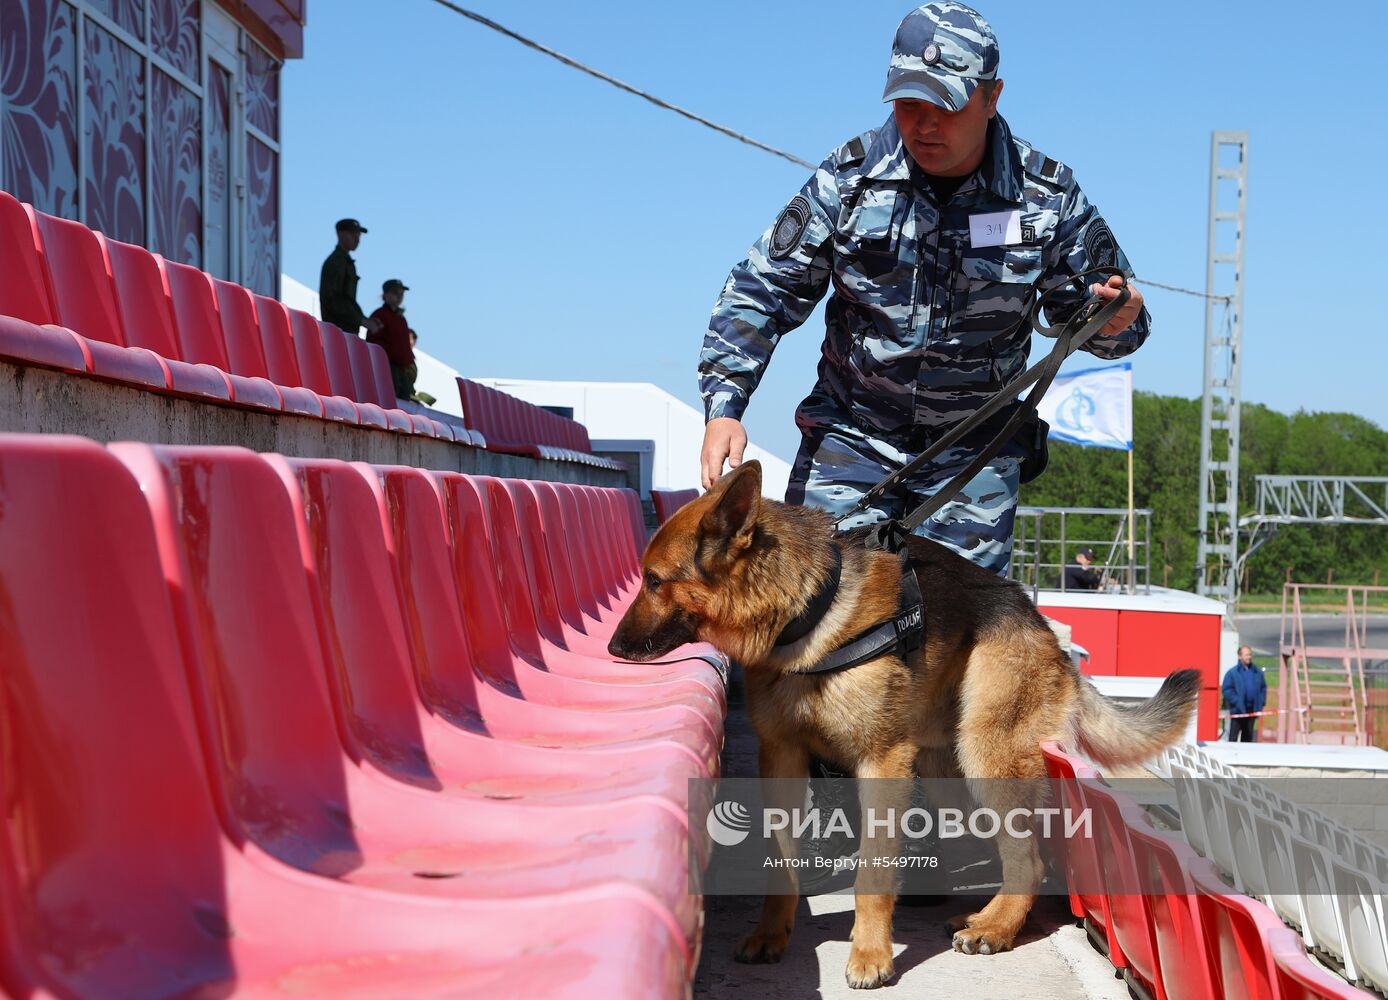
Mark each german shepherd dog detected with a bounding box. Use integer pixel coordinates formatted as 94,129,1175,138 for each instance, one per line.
609,461,1199,989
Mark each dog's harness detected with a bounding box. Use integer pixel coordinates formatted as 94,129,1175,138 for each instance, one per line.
780,271,1132,676
773,539,926,676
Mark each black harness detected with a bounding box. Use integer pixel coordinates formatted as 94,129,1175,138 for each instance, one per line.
772,534,925,676
775,271,1132,676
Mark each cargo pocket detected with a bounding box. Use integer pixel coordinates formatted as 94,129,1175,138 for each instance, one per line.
839,190,905,283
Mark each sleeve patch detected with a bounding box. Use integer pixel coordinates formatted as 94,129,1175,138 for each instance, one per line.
769,195,813,261
1083,218,1118,269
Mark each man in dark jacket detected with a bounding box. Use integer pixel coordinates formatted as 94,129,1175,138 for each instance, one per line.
1063,547,1103,591
1221,646,1267,742
319,218,380,336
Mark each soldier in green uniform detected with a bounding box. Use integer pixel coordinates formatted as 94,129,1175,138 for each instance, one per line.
318,218,381,336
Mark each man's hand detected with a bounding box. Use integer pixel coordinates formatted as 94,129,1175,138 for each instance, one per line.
701,417,748,490
364,317,383,334
1089,274,1144,335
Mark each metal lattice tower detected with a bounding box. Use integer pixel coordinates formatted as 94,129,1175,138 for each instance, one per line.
1196,131,1248,605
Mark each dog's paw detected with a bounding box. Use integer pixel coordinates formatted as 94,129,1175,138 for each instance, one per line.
950,923,1016,955
735,927,790,964
845,940,895,989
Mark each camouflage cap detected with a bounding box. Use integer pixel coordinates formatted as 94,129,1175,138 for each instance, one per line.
882,2,999,112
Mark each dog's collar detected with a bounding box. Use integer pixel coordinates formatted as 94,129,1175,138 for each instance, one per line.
773,544,842,648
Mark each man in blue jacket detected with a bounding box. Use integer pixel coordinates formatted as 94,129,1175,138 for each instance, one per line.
1222,646,1267,742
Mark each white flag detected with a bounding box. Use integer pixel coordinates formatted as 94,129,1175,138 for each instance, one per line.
1037,362,1132,451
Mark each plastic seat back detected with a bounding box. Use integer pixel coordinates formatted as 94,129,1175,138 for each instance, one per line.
1169,762,1210,858
1082,778,1162,996
211,278,271,378
103,236,185,358
1039,743,1125,965
288,308,334,395
110,442,363,876
529,480,604,624
320,321,359,398
30,209,125,345
1269,926,1368,1000
1252,808,1311,935
376,466,489,729
435,472,534,688
0,435,234,998
1125,819,1220,1000
0,191,57,324
271,456,439,789
461,475,550,665
345,333,385,406
488,478,571,650
163,260,233,368
252,294,305,387
1330,859,1388,993
1290,833,1353,970
1191,860,1284,1000
1223,793,1270,899
366,341,398,404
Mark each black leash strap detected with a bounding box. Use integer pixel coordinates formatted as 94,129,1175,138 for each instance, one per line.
832,267,1132,533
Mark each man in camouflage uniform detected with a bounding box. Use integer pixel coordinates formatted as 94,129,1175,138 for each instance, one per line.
698,2,1150,575
319,218,381,336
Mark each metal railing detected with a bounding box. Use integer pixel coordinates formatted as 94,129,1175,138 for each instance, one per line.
1010,506,1153,600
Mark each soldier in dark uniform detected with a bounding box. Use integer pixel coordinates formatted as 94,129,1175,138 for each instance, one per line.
318,218,381,336
368,279,416,401
698,2,1151,575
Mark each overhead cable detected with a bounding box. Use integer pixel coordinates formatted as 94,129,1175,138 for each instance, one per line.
427,0,1230,303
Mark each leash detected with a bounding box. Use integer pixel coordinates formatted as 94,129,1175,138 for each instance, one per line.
788,269,1131,676
832,266,1132,534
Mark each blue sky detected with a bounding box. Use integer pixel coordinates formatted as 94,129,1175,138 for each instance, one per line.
281,1,1388,463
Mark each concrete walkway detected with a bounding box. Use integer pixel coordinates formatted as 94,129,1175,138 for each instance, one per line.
694,669,1132,999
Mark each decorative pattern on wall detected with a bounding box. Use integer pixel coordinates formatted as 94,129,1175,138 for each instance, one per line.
1,0,79,218
242,40,278,140
83,19,145,244
86,0,146,40
244,136,277,296
150,68,200,265
150,0,199,81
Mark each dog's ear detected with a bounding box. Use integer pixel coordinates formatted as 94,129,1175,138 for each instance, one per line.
700,460,762,553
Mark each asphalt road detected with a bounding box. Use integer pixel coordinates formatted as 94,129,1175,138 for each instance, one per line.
1233,612,1388,661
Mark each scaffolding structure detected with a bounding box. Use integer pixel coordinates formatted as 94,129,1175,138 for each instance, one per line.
1195,131,1248,606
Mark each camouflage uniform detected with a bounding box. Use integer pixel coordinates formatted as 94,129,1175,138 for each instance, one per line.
698,2,1150,575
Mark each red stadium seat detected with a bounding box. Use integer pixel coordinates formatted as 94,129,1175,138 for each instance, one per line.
345,333,414,433
284,307,360,424
103,236,233,401
0,191,92,372
213,279,321,417
1269,927,1369,1000
109,443,699,962
1191,857,1286,1000
0,433,686,1000
29,207,169,390
1081,777,1166,1000
377,465,719,768
321,321,389,428
163,260,282,411
448,474,723,709
653,488,700,526
1125,815,1220,1000
456,378,619,467
366,338,399,405
1040,743,1127,967
439,471,723,730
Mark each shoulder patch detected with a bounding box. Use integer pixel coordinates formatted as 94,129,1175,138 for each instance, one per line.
1083,218,1119,268
845,136,866,163
769,195,812,260
1022,146,1069,185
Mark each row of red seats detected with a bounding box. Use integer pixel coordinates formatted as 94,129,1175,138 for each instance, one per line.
653,488,701,525
1041,743,1367,1000
0,190,471,441
0,433,726,999
458,377,621,469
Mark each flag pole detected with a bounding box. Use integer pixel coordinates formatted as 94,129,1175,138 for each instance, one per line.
1127,446,1136,593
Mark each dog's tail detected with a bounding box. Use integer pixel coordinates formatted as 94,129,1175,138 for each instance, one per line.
1073,669,1202,767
